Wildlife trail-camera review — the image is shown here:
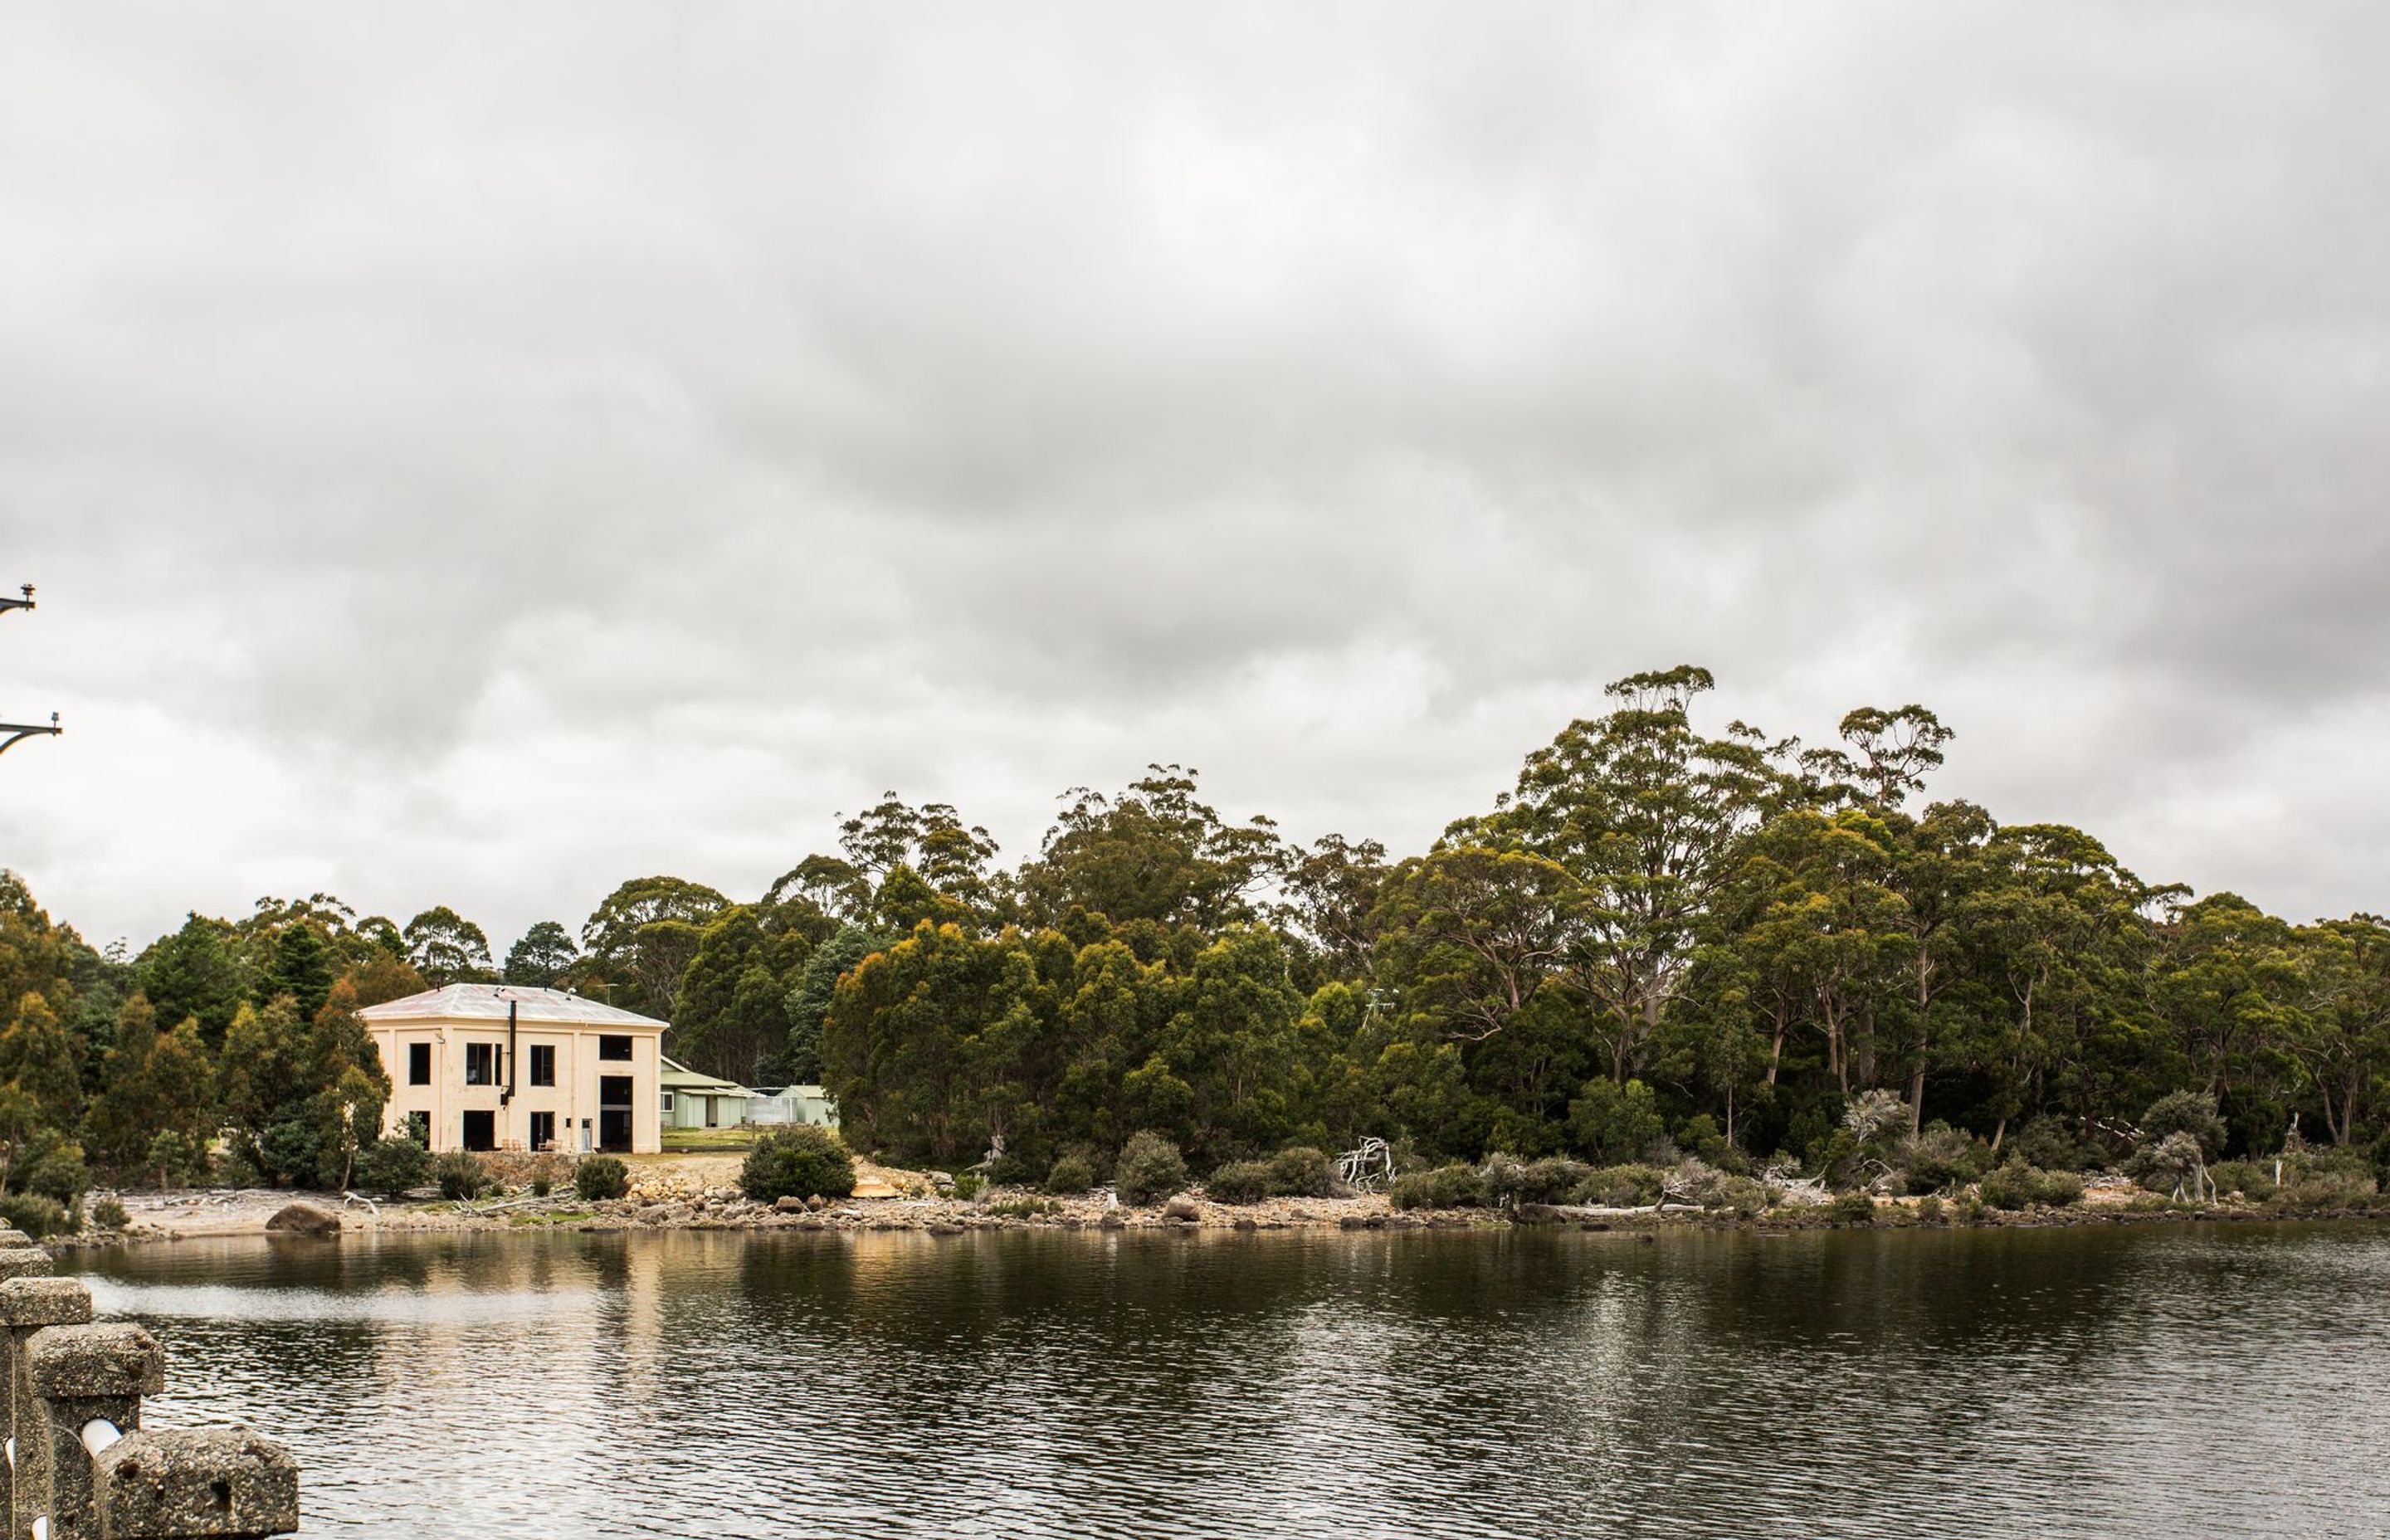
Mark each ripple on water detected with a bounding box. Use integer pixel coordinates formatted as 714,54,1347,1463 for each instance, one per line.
64,1223,2390,1539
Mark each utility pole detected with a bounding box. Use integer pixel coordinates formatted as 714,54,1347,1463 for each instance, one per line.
0,583,61,756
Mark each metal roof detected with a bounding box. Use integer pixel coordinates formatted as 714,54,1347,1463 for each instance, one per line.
660,1055,753,1094
357,983,668,1030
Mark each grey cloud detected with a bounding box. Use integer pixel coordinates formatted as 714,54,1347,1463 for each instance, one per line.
4,0,2388,946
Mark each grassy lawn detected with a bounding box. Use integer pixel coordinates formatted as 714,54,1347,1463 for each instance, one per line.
661,1127,760,1153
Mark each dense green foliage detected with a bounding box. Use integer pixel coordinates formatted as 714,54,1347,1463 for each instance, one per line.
9,663,2390,1213
1113,1130,1189,1204
574,1155,629,1202
739,1124,856,1202
353,1136,430,1199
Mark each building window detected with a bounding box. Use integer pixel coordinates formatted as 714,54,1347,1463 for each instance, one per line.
462,1110,495,1151
529,1044,555,1086
407,1043,431,1085
598,1035,633,1062
406,1110,430,1147
529,1111,555,1151
661,1092,675,1114
465,1042,496,1085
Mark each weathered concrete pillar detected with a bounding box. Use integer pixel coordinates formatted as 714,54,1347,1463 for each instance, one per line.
0,1263,297,1540
24,1323,161,1539
91,1430,296,1539
0,1279,93,1533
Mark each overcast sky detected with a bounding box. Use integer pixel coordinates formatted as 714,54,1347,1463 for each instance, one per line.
4,2,2387,954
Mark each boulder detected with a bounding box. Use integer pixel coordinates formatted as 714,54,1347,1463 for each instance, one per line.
1163,1195,1201,1223
264,1201,341,1237
774,1196,808,1213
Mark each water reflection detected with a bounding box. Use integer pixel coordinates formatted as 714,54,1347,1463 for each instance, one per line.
66,1224,2390,1538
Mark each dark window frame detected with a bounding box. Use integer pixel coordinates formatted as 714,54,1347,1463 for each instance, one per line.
598,1035,634,1062
407,1042,432,1086
529,1044,556,1087
465,1042,497,1086
529,1110,555,1150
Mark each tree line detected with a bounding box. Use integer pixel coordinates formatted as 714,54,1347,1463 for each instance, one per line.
2,664,2385,1221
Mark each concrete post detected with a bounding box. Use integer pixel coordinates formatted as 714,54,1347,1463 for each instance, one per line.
0,1273,295,1540
24,1323,163,1538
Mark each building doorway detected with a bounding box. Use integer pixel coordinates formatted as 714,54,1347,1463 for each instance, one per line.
462,1109,496,1151
599,1076,634,1152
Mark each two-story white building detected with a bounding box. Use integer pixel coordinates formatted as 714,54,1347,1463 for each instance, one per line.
359,983,667,1155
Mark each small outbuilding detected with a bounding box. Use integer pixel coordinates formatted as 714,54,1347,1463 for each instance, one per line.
660,1057,754,1131
748,1084,839,1129
361,983,668,1155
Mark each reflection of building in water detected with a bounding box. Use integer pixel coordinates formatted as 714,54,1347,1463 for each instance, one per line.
362,984,666,1155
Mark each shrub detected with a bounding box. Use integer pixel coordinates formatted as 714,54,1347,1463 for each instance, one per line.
1114,1131,1188,1206
1206,1161,1272,1205
1914,1194,1944,1225
990,1196,1061,1219
1045,1154,1095,1195
1831,1191,1878,1226
91,1196,130,1231
952,1172,982,1201
575,1155,629,1201
2140,1090,2227,1159
1266,1146,1337,1198
1482,1154,1593,1206
2207,1159,2275,1199
2010,1116,2097,1172
1978,1161,2083,1211
1897,1123,1986,1193
2274,1169,2378,1210
1390,1164,1486,1211
0,1193,71,1239
434,1152,489,1201
1570,1164,1664,1207
1710,1176,1773,1218
353,1137,430,1200
531,1177,552,1198
740,1125,857,1204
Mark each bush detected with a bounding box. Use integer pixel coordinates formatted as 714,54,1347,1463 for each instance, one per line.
952,1172,982,1201
1978,1161,2083,1211
2140,1090,2227,1159
2010,1116,2097,1172
740,1125,857,1204
1831,1191,1879,1226
353,1137,431,1200
1206,1161,1272,1204
575,1156,629,1201
531,1177,552,1198
1896,1123,1985,1193
2273,1169,2378,1210
1483,1154,1593,1206
90,1196,130,1231
1390,1164,1486,1211
1114,1131,1188,1206
1045,1154,1095,1195
1571,1164,1666,1207
1710,1175,1773,1218
2207,1158,2275,1200
990,1196,1061,1219
0,1193,71,1239
434,1152,489,1201
1266,1146,1337,1198
1914,1194,1944,1226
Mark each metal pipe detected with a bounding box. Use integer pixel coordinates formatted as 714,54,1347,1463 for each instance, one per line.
503,998,518,1107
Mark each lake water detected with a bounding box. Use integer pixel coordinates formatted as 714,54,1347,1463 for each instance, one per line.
61,1222,2390,1538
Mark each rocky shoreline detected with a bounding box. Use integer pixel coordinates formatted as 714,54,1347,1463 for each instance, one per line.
56,1171,2390,1248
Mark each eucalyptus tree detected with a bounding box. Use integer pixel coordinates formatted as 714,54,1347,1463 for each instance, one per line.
1490,666,1788,1083
2290,914,2390,1147
402,906,494,987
